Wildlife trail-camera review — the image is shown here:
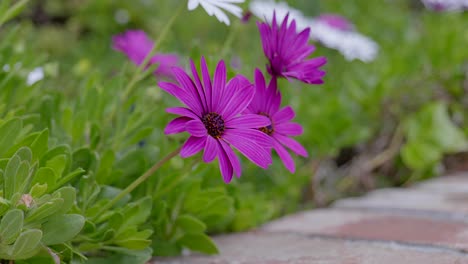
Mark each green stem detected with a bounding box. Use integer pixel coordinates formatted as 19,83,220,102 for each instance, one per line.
121,2,184,100
220,20,240,57
107,2,184,125
95,147,182,217
0,0,29,27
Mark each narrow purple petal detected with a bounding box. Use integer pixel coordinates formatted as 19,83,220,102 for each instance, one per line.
219,140,242,177
181,136,206,158
166,107,199,119
200,57,213,109
158,81,203,114
218,145,234,183
221,83,255,119
186,120,207,137
225,114,270,129
223,132,272,168
203,136,218,162
226,129,272,148
211,60,227,112
172,67,206,112
272,106,295,124
189,59,208,109
274,134,308,157
273,140,296,173
275,123,303,136
164,117,191,135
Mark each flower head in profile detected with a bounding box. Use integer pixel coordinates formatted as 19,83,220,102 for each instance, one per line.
112,30,179,78
188,0,245,25
257,12,327,85
308,15,379,62
159,58,273,183
245,70,307,173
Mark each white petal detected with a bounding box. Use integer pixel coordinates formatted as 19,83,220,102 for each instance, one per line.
187,0,245,25
27,67,44,86
188,0,200,10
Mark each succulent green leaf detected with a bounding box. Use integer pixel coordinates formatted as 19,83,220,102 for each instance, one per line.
41,214,85,245
0,209,24,244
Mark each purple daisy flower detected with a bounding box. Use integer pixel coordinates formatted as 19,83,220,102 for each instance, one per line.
159,58,273,183
112,30,179,78
257,12,327,85
245,69,308,173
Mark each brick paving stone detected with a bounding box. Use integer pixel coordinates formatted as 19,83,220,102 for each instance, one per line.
333,187,468,215
153,232,468,264
262,208,468,251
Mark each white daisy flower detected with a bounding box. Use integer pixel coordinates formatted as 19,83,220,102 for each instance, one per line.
421,0,468,11
249,0,308,30
187,0,245,25
308,15,379,62
27,67,44,86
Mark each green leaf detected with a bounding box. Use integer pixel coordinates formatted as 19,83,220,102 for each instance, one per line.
121,197,152,226
72,148,97,172
175,215,206,234
31,167,57,190
10,229,42,259
30,129,49,161
46,155,67,179
26,198,64,223
4,155,21,199
41,214,85,245
177,233,218,254
0,209,24,244
52,187,76,214
30,183,48,198
0,118,22,157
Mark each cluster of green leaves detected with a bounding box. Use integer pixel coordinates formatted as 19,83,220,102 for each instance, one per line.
0,0,467,263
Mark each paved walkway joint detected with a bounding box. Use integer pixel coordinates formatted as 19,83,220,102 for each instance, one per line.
154,174,468,264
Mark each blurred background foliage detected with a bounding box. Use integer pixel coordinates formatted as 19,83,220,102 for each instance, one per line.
0,0,467,262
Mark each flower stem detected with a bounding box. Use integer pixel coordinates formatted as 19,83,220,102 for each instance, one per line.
107,2,184,125
121,2,184,100
220,20,240,57
0,0,29,27
95,146,182,217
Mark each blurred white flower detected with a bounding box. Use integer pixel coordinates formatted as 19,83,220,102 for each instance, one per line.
114,9,130,24
249,0,308,30
188,0,245,25
308,16,379,62
421,0,468,11
27,67,44,86
2,64,10,72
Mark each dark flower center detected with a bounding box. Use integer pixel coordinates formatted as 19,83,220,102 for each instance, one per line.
259,112,274,135
202,112,225,138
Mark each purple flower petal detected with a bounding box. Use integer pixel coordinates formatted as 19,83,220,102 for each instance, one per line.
220,83,255,119
274,134,308,157
225,114,270,129
212,60,227,112
275,122,303,136
272,106,295,124
257,11,327,84
203,136,218,162
181,136,206,158
218,146,234,183
164,117,191,134
112,30,178,78
200,57,213,109
220,140,242,177
159,81,203,114
228,129,272,148
186,120,207,137
172,67,206,112
223,131,272,168
166,107,199,119
273,139,295,173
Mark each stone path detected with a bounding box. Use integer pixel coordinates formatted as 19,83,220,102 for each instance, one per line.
154,174,468,263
